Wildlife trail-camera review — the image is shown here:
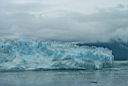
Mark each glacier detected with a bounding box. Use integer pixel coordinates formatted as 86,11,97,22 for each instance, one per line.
0,39,114,71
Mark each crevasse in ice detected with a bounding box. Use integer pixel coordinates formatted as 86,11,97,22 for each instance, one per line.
0,39,114,71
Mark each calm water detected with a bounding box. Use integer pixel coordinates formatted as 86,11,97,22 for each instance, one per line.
0,66,128,86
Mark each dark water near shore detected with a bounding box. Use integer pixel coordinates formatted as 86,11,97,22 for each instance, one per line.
0,61,128,86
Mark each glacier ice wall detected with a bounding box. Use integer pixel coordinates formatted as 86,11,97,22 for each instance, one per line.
0,39,114,71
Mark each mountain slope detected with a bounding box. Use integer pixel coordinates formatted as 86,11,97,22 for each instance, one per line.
77,42,128,60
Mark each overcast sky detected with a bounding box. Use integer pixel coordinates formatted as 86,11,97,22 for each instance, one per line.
0,0,128,42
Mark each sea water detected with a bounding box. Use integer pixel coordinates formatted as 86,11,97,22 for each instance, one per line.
0,62,128,86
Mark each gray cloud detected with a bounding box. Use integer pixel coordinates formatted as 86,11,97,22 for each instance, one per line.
0,0,128,42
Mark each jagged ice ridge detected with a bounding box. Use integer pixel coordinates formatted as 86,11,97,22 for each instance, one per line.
0,39,114,71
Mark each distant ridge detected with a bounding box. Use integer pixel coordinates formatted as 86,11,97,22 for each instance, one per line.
77,41,128,60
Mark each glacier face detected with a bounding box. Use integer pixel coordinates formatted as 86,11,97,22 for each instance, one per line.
0,39,114,71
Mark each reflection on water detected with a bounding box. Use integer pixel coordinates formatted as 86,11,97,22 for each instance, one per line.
0,68,128,86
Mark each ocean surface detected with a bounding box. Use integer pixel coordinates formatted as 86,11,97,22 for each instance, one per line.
0,61,128,86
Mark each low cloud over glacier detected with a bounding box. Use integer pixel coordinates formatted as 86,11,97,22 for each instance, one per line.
0,0,128,42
